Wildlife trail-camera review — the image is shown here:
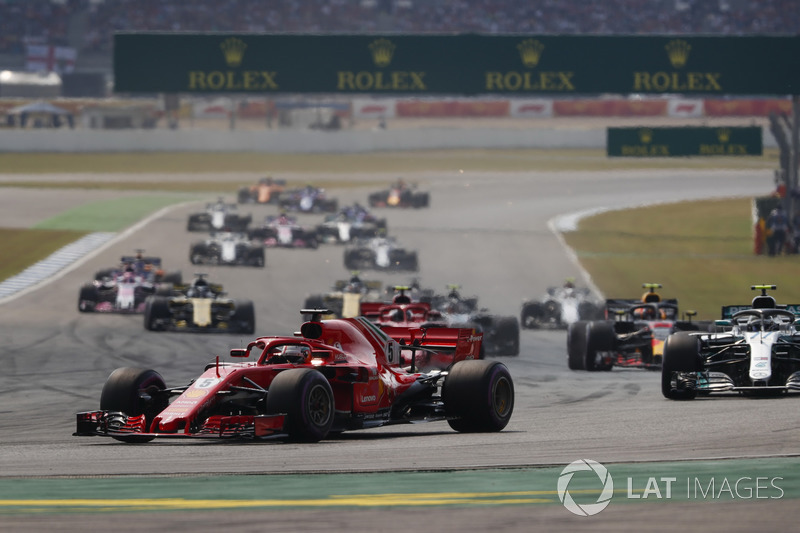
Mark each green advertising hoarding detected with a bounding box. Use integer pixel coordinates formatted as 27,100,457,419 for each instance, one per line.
114,34,800,95
607,126,763,157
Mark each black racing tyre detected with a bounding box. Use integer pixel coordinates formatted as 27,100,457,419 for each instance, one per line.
94,269,114,281
189,243,206,265
661,332,700,400
231,300,256,335
186,215,203,232
155,283,173,297
415,192,430,208
78,284,99,312
578,301,602,321
304,294,325,309
494,316,520,356
250,247,265,267
237,187,252,203
100,367,168,443
585,321,615,371
404,252,419,272
443,360,514,433
144,296,170,331
521,302,545,329
159,271,182,285
324,199,339,213
344,249,373,270
567,320,588,370
266,369,334,442
302,295,325,320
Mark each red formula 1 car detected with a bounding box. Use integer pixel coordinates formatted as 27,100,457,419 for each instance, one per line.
75,310,513,443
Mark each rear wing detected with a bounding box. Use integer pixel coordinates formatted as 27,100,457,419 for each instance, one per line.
605,298,678,318
333,279,382,291
381,325,483,371
121,256,162,267
721,304,800,319
360,301,387,321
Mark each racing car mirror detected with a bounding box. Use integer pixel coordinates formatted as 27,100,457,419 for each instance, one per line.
231,341,265,359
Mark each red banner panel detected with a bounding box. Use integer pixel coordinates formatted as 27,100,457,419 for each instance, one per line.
704,99,793,116
396,100,509,117
554,99,666,117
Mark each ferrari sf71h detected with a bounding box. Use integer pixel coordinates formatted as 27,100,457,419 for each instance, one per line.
75,310,513,443
362,286,520,357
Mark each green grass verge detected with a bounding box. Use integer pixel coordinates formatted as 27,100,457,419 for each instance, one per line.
562,197,797,320
33,195,198,232
0,228,89,282
1,195,198,285
0,149,779,175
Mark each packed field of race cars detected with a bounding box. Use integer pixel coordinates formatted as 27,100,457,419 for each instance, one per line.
74,178,521,442
68,173,800,445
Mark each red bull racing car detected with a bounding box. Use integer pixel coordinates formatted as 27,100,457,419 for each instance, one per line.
567,283,706,371
75,310,513,443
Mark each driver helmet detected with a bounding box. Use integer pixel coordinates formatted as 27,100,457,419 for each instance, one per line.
190,277,210,296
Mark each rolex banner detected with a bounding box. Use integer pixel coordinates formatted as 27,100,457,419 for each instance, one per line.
607,126,763,157
113,34,800,96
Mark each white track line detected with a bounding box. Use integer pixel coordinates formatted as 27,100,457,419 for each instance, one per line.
0,201,197,306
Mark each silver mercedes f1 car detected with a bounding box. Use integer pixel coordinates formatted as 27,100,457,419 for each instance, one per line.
662,285,800,399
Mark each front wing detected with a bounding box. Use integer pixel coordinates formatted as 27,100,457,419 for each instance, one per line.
75,411,286,440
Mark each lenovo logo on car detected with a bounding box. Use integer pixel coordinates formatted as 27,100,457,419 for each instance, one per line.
361,395,377,403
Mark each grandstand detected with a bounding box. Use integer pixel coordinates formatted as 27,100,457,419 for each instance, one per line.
1,0,798,72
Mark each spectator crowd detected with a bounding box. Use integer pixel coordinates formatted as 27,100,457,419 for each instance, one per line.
1,0,798,56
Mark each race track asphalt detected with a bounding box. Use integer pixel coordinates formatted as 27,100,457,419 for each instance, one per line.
2,167,797,531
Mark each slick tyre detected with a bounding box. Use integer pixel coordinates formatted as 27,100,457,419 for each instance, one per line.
521,302,545,329
144,296,170,331
189,244,206,265
443,360,514,433
100,367,168,443
661,332,699,400
231,300,256,335
586,321,615,371
495,316,520,356
266,369,334,442
250,248,265,267
78,284,99,312
567,321,588,370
